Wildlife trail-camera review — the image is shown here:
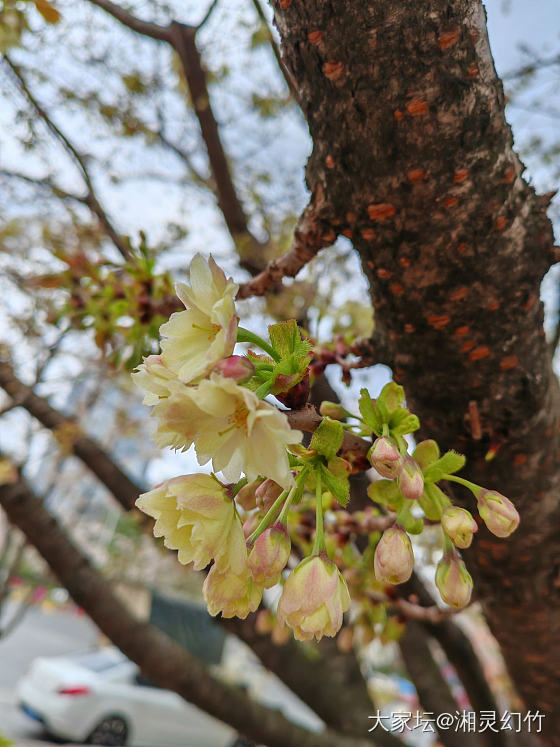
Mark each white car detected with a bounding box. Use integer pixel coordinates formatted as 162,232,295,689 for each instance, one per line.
17,647,251,746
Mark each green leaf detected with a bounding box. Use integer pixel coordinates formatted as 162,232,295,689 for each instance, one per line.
309,417,344,460
358,388,382,435
367,479,403,510
391,412,420,436
413,440,440,470
424,450,466,483
268,319,302,357
320,459,350,507
377,382,405,420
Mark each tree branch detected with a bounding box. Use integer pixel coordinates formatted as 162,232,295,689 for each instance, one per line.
84,0,266,274
0,360,141,513
237,201,337,299
2,55,132,261
0,473,379,747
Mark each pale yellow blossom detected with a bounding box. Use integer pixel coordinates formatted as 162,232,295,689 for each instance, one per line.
135,474,245,572
159,254,238,383
151,375,301,489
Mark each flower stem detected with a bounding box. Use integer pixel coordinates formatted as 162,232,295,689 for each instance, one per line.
312,468,326,555
247,489,288,545
237,327,280,361
442,474,481,496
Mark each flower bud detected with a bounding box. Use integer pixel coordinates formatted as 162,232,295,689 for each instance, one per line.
212,355,255,383
277,554,351,641
435,550,473,609
441,507,478,549
255,479,284,511
368,437,402,479
398,456,424,500
248,523,291,588
242,514,261,539
235,479,262,511
374,525,414,584
477,490,520,538
319,401,347,420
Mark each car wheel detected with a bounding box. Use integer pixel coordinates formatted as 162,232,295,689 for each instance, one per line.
87,715,128,746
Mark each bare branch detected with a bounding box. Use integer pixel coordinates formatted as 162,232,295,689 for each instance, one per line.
84,0,266,273
250,0,298,99
237,202,337,299
2,55,132,261
0,360,142,513
502,53,560,81
85,0,172,41
197,0,220,30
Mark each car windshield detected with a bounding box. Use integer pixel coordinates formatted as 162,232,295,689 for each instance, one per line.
72,650,126,672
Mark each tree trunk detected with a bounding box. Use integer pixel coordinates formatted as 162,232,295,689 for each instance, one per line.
272,0,559,741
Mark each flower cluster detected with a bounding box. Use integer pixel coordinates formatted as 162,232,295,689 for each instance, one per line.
134,253,520,645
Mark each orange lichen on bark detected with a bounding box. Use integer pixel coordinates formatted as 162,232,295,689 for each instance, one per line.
361,228,376,240
404,323,415,333
467,62,479,78
438,29,460,49
323,61,344,80
457,242,468,254
406,98,429,116
514,454,528,467
394,109,404,121
307,30,323,45
278,0,292,7
503,166,516,183
454,325,470,337
524,295,536,311
367,203,396,221
407,168,427,183
341,228,353,238
495,216,507,230
377,268,392,279
449,286,468,302
469,346,490,361
346,211,357,223
390,283,404,295
444,196,458,208
453,169,469,183
487,299,500,311
399,257,411,267
460,340,476,353
500,355,519,371
325,155,335,168
427,314,450,330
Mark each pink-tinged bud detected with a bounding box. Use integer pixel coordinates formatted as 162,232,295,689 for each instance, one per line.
277,554,351,641
248,523,291,588
398,456,424,500
212,355,255,382
319,401,347,420
273,373,310,409
236,479,262,511
435,550,473,609
441,507,478,549
374,525,414,584
242,514,261,539
368,437,402,479
255,479,283,511
477,490,520,538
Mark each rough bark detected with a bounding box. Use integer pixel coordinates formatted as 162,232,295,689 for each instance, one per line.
272,0,559,740
0,474,381,747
